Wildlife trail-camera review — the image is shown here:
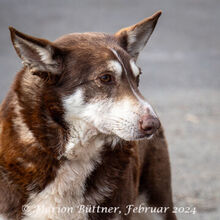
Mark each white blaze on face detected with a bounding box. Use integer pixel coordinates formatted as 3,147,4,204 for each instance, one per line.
107,60,122,78
130,59,140,77
110,48,157,117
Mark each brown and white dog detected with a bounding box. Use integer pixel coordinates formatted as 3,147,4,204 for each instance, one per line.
0,11,177,220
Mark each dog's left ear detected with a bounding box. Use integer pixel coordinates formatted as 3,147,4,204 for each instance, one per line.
9,27,64,76
115,11,162,60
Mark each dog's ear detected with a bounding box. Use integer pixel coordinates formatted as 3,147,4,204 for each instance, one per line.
115,11,161,60
9,27,63,76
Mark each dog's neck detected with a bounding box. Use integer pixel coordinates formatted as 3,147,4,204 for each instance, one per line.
63,117,120,161
63,119,102,159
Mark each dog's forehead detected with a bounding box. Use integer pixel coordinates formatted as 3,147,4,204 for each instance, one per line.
55,32,116,58
110,48,140,78
54,32,116,49
54,32,139,77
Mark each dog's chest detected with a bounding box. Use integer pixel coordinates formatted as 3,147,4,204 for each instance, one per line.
22,136,104,220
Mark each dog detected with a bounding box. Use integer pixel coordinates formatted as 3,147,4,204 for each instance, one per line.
0,11,177,220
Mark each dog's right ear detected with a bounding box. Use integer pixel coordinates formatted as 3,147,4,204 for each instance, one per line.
9,27,64,75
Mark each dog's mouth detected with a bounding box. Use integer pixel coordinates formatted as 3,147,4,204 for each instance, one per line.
137,133,154,140
108,129,156,142
126,132,155,141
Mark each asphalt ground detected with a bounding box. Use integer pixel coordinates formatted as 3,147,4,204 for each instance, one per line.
0,0,220,219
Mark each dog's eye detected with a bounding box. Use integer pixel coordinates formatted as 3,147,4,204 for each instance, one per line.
99,74,114,84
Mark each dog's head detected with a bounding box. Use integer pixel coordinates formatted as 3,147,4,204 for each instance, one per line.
10,11,161,141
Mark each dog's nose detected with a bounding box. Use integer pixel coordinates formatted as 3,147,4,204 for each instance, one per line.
139,115,161,136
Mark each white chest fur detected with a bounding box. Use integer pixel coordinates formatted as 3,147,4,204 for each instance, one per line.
23,129,105,220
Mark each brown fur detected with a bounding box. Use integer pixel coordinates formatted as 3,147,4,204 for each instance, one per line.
0,12,176,220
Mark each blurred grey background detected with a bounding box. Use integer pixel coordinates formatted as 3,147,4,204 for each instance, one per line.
0,0,220,219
